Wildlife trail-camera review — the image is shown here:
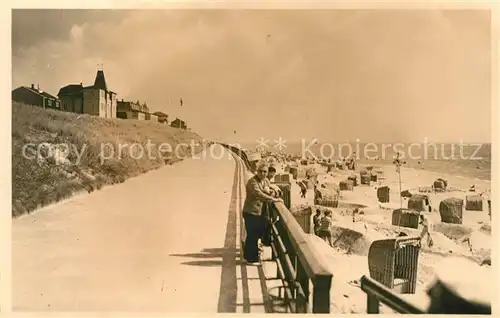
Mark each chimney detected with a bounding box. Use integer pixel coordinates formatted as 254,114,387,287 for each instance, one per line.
37,84,40,90
31,84,35,89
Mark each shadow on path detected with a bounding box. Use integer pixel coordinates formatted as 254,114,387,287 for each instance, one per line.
170,248,242,267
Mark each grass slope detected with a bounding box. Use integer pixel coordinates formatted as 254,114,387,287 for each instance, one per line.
12,102,203,217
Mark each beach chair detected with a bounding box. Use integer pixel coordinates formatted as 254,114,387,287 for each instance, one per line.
339,180,354,191
360,171,371,185
408,194,429,212
370,172,378,182
347,175,358,186
433,178,447,192
391,208,420,229
439,198,464,224
314,188,339,208
290,205,313,234
377,186,390,203
466,195,483,211
367,236,421,294
401,190,412,198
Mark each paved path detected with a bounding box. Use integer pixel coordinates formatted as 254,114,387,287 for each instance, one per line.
12,145,268,312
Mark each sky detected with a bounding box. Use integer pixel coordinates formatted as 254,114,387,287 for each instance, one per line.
12,9,492,144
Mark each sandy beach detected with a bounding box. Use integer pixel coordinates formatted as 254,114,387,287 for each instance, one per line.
273,160,492,313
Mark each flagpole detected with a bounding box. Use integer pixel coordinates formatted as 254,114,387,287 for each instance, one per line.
394,152,404,233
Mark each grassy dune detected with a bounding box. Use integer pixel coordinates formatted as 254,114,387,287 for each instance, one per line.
12,102,203,217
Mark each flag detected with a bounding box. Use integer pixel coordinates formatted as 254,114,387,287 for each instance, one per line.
180,98,183,107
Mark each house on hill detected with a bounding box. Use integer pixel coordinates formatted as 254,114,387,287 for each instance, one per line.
145,112,158,122
171,118,187,129
58,69,117,118
116,100,150,120
12,84,60,109
153,111,169,124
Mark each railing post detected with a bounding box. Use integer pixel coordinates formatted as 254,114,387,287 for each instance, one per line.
367,294,380,314
296,261,309,313
312,274,332,313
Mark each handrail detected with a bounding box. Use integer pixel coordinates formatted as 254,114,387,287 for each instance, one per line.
218,142,333,313
360,275,425,314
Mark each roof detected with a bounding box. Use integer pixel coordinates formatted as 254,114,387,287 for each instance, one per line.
59,70,116,96
58,84,83,96
93,70,107,91
16,86,59,100
117,100,150,113
153,111,169,117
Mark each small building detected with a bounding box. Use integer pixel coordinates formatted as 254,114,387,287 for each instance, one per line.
153,111,169,124
12,84,60,109
116,100,150,120
171,117,187,129
58,69,117,118
145,112,158,122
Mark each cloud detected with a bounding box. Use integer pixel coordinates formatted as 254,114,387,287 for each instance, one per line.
12,9,492,143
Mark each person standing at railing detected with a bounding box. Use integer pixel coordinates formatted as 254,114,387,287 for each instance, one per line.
243,162,284,265
265,166,282,198
318,210,334,247
260,165,282,248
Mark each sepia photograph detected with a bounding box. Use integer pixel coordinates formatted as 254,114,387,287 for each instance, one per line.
10,6,494,314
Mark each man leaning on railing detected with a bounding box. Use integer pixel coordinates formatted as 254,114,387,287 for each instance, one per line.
242,162,283,265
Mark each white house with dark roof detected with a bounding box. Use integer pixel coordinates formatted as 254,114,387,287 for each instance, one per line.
58,69,117,118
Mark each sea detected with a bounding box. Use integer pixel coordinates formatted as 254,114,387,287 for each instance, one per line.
235,141,492,181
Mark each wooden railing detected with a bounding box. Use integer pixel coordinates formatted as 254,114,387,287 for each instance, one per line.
219,143,333,313
360,275,425,314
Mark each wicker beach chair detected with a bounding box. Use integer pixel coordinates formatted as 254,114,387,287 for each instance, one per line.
368,236,421,294
290,205,313,234
439,198,464,224
408,194,429,212
296,167,307,179
347,175,358,186
401,190,413,198
466,195,483,211
314,188,339,208
370,172,378,182
433,178,448,192
391,208,420,229
339,180,354,191
360,171,371,185
377,186,390,203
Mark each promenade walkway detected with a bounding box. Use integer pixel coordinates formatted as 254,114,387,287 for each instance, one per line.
12,146,271,312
